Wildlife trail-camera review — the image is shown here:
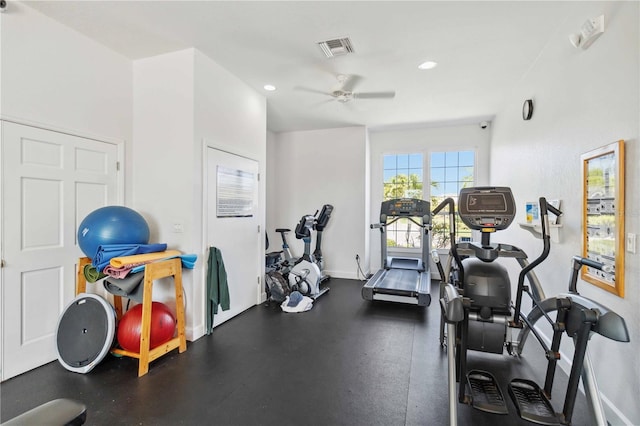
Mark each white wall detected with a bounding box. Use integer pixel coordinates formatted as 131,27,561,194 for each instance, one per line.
490,2,639,423
132,49,198,336
0,1,132,198
193,48,267,317
268,127,367,279
0,2,132,142
367,123,492,273
133,48,266,340
266,130,279,250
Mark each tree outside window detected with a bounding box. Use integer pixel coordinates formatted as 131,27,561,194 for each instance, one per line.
430,151,475,249
383,153,423,248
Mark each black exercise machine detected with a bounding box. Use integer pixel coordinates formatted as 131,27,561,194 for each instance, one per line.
435,187,630,425
362,198,431,306
1,398,86,426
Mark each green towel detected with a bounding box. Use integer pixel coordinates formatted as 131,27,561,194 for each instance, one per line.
83,264,106,283
206,246,230,334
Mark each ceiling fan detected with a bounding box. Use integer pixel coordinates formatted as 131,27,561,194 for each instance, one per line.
296,74,395,104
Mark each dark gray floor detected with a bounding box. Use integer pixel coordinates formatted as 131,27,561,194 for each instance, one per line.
1,278,592,425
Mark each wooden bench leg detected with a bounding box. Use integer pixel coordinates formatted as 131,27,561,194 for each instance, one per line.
137,274,154,377
173,266,187,353
76,257,92,295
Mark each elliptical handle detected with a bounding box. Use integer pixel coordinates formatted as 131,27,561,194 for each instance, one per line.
573,255,605,271
432,197,464,286
539,197,549,217
545,202,562,218
513,197,555,325
568,256,612,293
432,197,455,215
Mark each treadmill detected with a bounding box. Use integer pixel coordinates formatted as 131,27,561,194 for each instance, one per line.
362,198,431,306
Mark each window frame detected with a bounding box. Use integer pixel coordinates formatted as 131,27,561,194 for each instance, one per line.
429,150,477,251
379,149,477,255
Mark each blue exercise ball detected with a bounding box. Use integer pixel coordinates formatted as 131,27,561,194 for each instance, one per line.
77,206,150,258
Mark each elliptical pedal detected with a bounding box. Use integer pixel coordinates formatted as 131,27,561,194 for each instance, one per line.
508,378,560,425
467,370,508,414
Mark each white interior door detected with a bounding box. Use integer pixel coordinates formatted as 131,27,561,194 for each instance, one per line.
1,121,119,380
206,147,260,328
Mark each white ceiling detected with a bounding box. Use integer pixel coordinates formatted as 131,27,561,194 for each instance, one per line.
24,1,577,133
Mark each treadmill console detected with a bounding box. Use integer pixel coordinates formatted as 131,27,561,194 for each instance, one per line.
380,198,430,219
458,187,516,231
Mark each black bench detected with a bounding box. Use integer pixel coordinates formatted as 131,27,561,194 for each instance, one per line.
1,398,86,426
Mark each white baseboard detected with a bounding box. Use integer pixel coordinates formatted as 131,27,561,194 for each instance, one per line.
601,393,634,425
323,269,368,280
186,324,205,342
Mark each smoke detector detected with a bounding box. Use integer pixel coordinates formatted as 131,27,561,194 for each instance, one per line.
317,37,354,58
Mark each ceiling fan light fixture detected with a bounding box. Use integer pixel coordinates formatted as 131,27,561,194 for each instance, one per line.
418,60,438,70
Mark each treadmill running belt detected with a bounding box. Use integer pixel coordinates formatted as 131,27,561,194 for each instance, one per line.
375,269,419,293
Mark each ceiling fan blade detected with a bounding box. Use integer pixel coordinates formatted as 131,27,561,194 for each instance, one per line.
294,86,333,97
352,91,396,99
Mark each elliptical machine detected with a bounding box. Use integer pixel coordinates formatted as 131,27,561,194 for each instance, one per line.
434,187,630,425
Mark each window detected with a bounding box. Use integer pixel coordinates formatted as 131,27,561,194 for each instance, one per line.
383,153,423,200
383,153,423,248
430,151,475,249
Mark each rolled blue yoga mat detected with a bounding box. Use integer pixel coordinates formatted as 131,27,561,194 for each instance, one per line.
92,243,167,271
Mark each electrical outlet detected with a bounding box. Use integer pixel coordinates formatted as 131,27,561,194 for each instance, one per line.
627,233,636,254
173,222,184,233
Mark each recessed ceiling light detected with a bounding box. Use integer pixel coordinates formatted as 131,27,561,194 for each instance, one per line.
264,84,276,91
418,61,438,70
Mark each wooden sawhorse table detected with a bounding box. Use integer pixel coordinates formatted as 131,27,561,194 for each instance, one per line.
76,257,187,377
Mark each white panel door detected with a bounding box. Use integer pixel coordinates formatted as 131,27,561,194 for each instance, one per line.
206,148,260,328
1,122,118,380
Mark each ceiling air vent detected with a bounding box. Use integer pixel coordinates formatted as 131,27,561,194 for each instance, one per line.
317,37,354,58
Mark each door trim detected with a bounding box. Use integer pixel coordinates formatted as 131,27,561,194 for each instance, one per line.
0,115,126,146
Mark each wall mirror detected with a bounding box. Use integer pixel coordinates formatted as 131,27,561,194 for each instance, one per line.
581,140,625,297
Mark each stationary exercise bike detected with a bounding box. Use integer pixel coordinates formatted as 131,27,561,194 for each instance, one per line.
266,205,333,299
286,211,330,299
312,204,334,283
434,187,630,425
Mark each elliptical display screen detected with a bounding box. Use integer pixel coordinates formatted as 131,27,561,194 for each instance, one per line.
466,193,507,212
458,187,516,231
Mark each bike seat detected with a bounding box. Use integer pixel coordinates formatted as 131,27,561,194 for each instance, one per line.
275,228,290,233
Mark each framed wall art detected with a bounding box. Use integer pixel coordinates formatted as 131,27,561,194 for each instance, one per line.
581,140,625,297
